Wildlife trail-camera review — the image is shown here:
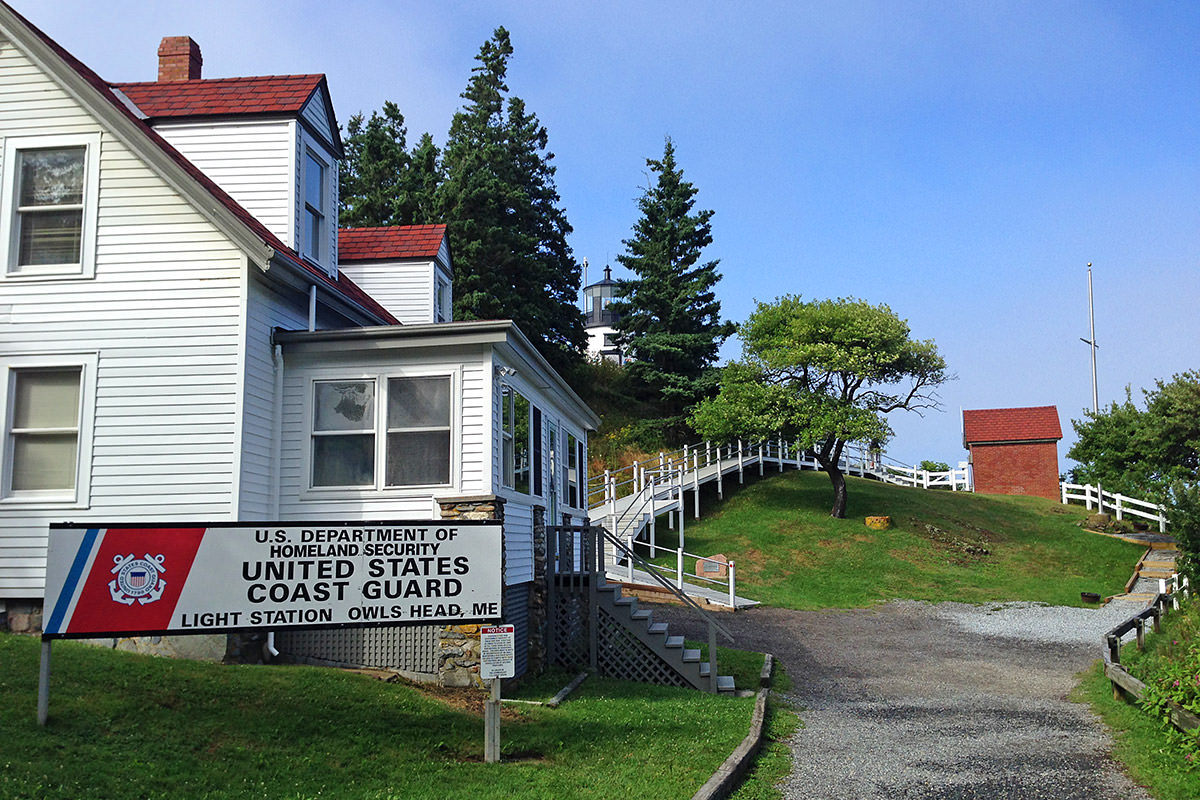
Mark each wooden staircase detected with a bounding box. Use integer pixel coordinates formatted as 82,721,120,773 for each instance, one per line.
548,524,737,694
597,581,735,693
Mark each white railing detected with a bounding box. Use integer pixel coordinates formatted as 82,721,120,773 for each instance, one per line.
876,461,970,491
1060,482,1168,533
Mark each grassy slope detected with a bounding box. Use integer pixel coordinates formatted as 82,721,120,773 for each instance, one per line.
650,469,1143,609
1,634,756,800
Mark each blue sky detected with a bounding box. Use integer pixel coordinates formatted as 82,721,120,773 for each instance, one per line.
27,1,1200,472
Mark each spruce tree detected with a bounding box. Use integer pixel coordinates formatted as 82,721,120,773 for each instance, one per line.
437,27,584,374
612,137,735,434
339,102,441,227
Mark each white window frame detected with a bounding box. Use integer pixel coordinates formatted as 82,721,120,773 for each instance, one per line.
300,146,328,270
0,133,101,280
0,352,97,508
303,368,458,497
501,385,533,495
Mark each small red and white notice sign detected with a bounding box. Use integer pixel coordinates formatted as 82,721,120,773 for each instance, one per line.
480,624,515,679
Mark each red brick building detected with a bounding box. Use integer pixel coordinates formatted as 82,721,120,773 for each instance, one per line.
962,406,1063,499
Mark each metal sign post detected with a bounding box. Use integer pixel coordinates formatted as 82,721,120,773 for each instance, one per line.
480,623,515,763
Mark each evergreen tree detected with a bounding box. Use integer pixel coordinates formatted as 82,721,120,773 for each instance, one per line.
339,102,441,227
611,137,735,434
437,27,584,374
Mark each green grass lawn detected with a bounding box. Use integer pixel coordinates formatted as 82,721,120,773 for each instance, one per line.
645,469,1143,608
1,634,757,800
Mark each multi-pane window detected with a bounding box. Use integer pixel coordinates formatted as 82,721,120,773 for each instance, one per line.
566,432,579,508
3,134,99,278
15,148,85,270
386,377,450,486
312,380,375,487
6,367,82,494
311,376,452,489
302,150,325,263
501,387,532,494
434,276,449,323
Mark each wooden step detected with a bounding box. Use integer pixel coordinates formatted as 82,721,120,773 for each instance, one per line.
647,622,669,636
716,676,736,693
665,635,684,649
682,648,701,663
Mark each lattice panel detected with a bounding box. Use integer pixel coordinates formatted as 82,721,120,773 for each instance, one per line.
595,607,689,689
551,593,589,667
275,624,439,672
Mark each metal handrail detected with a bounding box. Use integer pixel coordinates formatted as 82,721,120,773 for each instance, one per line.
594,524,734,643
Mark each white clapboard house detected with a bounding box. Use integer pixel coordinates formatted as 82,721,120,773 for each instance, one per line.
0,4,598,681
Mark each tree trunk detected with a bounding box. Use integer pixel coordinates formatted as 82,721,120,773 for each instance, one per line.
826,463,848,518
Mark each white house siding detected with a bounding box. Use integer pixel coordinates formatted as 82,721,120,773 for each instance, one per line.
237,277,308,519
276,344,491,522
150,120,294,246
336,261,434,325
0,42,247,597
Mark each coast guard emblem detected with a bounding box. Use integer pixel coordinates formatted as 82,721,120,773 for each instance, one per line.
109,553,167,605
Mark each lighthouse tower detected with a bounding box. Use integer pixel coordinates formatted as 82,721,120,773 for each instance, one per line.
582,265,625,363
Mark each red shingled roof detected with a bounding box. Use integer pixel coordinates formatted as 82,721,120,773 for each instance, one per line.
962,406,1062,446
339,225,447,262
1,3,395,325
113,75,324,118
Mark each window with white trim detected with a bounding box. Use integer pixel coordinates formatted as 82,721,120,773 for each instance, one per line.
501,386,532,494
2,354,96,504
434,276,450,323
2,133,101,279
310,374,452,489
301,149,327,265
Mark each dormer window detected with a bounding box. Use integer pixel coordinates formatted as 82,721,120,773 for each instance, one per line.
302,149,327,264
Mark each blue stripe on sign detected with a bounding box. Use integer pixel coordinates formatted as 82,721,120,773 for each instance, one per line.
44,528,100,635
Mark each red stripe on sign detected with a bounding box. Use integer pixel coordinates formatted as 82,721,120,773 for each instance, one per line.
66,528,206,635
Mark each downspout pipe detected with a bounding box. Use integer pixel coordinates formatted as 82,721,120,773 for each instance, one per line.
268,335,285,660
308,285,317,331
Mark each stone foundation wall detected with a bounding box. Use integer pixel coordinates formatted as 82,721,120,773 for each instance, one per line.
436,495,505,688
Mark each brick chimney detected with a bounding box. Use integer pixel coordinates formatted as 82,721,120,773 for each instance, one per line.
157,36,202,81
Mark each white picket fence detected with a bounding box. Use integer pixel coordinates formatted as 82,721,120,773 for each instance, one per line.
1060,482,1168,533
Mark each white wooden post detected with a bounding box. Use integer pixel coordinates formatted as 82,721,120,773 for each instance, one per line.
706,441,712,467
1061,482,1067,505
716,448,724,500
37,639,51,726
728,561,736,608
648,476,657,557
778,435,784,472
1114,494,1124,521
1159,507,1167,534
693,450,700,519
676,547,684,590
758,442,765,476
1097,483,1104,514
1085,484,1094,511
737,439,744,484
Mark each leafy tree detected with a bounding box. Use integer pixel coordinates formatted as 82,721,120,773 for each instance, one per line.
691,296,949,518
437,27,584,374
339,102,441,228
610,137,735,438
1068,371,1200,497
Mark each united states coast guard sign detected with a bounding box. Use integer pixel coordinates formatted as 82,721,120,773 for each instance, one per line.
43,521,503,638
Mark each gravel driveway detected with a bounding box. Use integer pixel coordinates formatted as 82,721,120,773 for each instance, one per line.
654,599,1153,800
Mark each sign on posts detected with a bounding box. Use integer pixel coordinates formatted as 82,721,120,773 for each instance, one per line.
43,521,503,638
